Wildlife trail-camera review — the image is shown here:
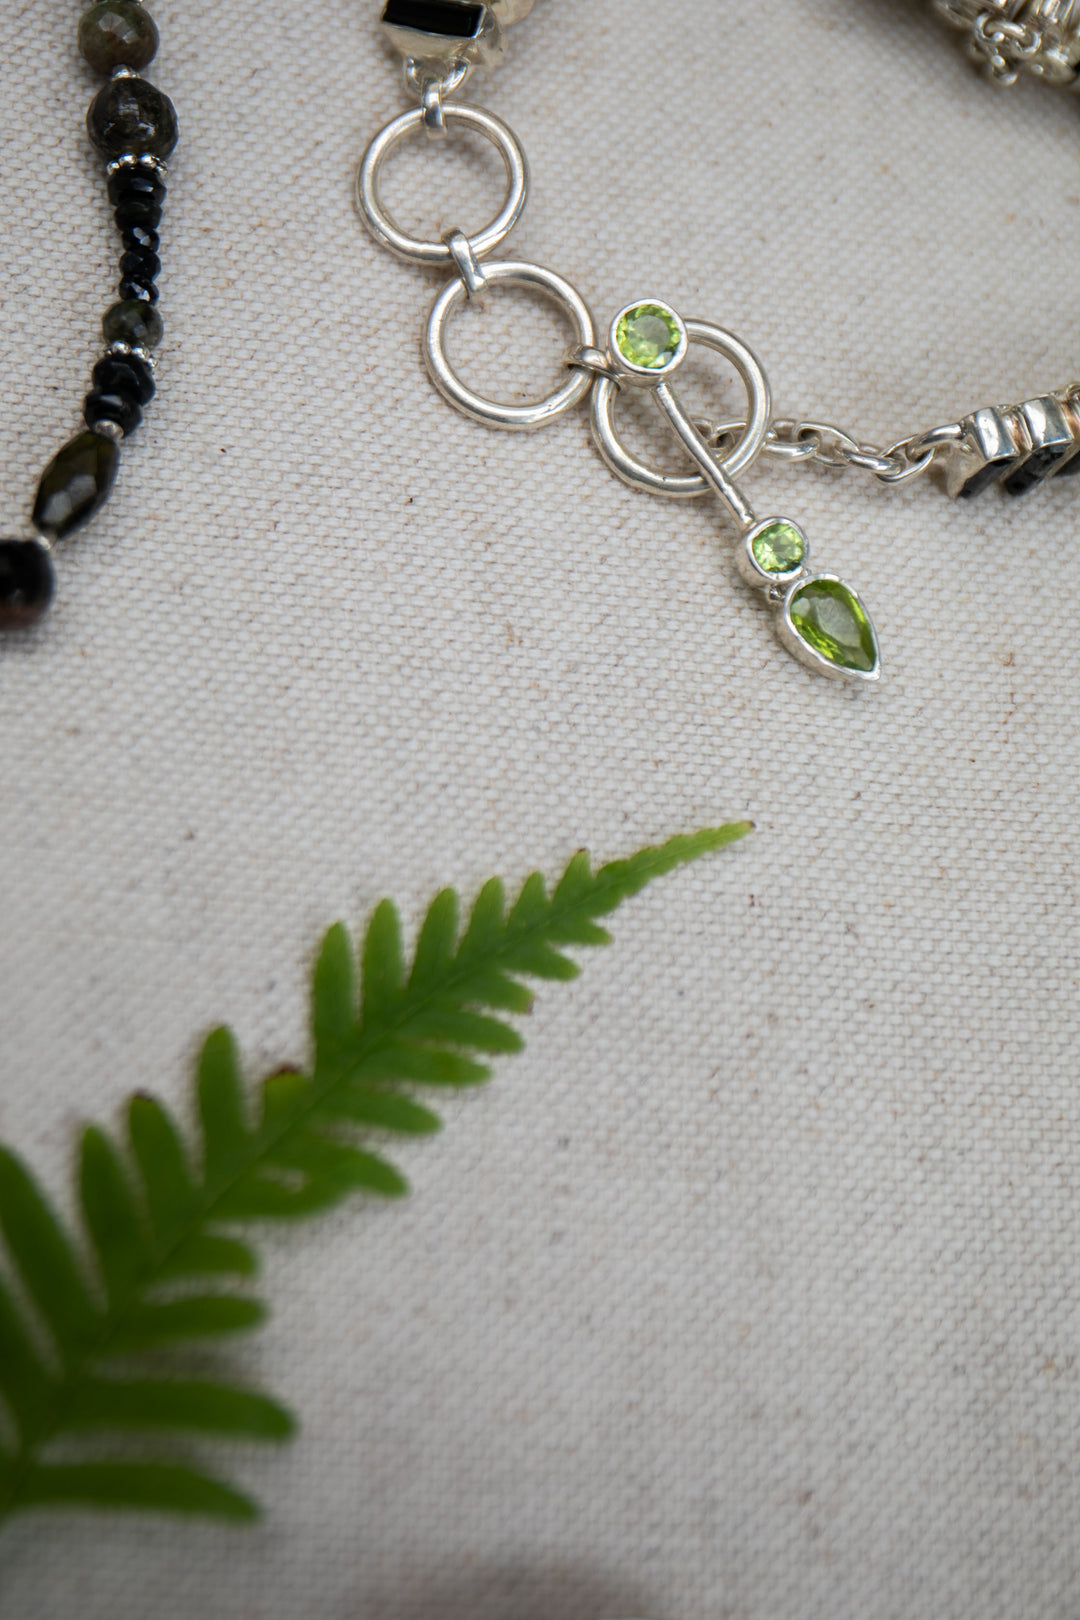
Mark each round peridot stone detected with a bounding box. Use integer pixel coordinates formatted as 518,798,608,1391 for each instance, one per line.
751,520,805,576
788,578,877,673
615,304,682,369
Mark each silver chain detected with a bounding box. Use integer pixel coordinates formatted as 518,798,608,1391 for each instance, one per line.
698,417,965,488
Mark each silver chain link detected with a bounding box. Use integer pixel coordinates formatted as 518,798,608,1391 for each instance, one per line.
698,416,964,488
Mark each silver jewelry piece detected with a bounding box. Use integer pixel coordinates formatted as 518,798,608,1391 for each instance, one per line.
932,0,1080,85
355,1,1080,686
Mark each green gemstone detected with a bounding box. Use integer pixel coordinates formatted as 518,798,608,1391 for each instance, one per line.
751,520,805,576
788,578,878,673
32,431,119,541
615,304,682,369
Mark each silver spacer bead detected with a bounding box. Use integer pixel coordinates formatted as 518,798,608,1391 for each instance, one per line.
106,340,157,371
105,152,168,178
110,64,140,80
89,419,125,445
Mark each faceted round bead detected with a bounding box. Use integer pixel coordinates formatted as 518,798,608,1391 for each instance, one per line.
751,520,805,576
107,166,165,208
0,539,54,629
119,245,161,285
32,431,120,541
615,304,683,369
78,1,159,74
114,197,162,234
86,77,178,161
102,297,163,348
118,275,159,304
121,222,159,254
93,352,155,405
84,388,142,436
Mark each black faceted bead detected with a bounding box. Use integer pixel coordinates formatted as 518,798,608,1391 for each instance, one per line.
78,2,159,75
102,297,163,348
107,166,166,208
33,431,120,541
86,77,178,161
121,222,159,254
0,540,54,629
114,198,162,234
118,276,158,304
84,389,142,436
119,245,161,285
93,353,155,405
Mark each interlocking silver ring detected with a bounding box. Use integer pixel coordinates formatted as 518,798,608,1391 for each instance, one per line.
357,103,528,266
590,321,772,499
424,260,596,431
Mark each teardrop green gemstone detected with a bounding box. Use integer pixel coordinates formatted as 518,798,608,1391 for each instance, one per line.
788,578,878,674
33,431,119,541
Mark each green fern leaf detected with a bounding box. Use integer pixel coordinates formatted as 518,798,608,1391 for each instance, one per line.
0,1148,102,1360
0,824,749,1526
18,1462,258,1520
62,1379,293,1439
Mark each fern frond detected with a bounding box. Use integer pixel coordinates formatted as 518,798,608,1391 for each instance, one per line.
0,824,749,1525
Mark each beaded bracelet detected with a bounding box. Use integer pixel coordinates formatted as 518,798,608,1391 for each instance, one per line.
0,1,177,630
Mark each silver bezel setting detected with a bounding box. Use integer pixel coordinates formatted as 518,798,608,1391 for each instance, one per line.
736,516,810,592
381,4,504,70
608,299,689,387
776,572,881,685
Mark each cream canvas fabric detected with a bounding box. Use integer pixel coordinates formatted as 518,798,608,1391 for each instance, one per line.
2,0,1080,1614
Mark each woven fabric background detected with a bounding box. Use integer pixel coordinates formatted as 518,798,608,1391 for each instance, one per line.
2,0,1080,1614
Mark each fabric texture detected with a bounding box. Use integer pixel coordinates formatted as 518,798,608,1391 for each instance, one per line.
2,0,1080,1614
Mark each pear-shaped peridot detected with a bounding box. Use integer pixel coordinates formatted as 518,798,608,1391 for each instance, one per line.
750,520,805,576
614,304,682,369
787,578,878,674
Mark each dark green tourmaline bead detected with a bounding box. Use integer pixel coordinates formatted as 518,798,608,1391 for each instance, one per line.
0,540,54,629
32,431,119,541
86,76,178,161
78,1,159,74
102,297,163,348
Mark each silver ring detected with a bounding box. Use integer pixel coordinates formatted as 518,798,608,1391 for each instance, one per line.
424,260,596,432
357,103,528,266
590,320,772,498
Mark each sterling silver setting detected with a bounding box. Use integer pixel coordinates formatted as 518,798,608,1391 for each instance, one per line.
736,518,810,592
777,575,882,685
355,0,1080,689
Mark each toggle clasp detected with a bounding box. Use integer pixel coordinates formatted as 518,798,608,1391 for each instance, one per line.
586,298,881,684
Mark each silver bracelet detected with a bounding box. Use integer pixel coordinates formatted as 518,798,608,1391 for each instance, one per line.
357,0,1080,686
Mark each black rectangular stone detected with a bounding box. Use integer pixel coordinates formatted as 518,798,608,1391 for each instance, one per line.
382,0,484,37
1003,444,1062,497
957,459,1007,500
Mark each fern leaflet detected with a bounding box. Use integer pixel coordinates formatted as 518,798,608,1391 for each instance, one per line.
0,825,750,1524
